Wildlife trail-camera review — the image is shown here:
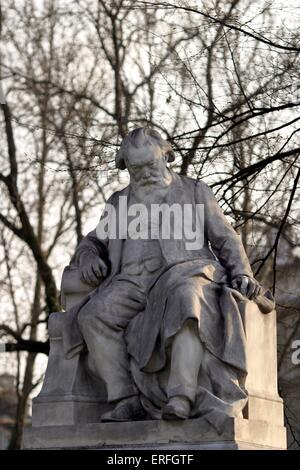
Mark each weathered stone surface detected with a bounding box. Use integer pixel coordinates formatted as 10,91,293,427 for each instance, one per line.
25,128,287,450
23,417,286,450
30,311,111,427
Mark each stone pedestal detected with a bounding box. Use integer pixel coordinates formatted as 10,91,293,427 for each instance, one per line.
23,266,287,450
23,416,286,450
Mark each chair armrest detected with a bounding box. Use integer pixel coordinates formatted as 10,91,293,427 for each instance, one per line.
60,266,94,310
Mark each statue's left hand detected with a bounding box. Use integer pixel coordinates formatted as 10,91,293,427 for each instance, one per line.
231,275,262,300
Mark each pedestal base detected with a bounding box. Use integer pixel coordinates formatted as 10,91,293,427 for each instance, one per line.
23,417,286,450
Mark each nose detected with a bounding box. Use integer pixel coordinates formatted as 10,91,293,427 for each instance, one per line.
143,167,151,178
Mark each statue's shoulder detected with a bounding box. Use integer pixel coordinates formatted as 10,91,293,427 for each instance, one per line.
107,185,130,204
178,174,209,191
176,175,213,204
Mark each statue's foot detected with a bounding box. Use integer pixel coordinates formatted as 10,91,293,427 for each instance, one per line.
162,396,191,420
101,396,145,422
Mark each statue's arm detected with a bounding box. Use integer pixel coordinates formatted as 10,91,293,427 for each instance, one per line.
69,230,109,286
70,229,108,265
197,181,271,302
197,181,253,280
69,194,114,285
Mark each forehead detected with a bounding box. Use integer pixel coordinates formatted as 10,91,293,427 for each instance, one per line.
125,144,163,166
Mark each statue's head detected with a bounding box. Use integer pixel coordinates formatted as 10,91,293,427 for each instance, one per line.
115,128,175,186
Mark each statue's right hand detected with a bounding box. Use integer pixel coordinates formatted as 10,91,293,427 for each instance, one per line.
80,257,108,287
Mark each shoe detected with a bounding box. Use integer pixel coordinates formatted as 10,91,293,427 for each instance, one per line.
162,396,191,420
101,396,145,422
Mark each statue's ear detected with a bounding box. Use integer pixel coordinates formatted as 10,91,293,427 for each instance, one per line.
165,149,175,163
115,152,126,170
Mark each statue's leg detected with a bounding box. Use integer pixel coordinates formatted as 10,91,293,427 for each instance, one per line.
77,279,146,404
163,319,203,419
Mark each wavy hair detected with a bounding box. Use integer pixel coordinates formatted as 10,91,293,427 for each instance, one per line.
115,127,175,170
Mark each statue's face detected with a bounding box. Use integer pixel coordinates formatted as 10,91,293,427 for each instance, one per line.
125,144,168,186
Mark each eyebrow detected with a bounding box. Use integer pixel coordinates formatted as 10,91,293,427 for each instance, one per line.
130,159,155,168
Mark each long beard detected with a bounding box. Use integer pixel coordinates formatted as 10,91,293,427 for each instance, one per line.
130,178,170,205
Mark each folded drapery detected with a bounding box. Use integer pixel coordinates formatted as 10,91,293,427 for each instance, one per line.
61,259,274,431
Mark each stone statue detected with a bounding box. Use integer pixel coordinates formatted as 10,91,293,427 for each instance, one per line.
60,127,275,430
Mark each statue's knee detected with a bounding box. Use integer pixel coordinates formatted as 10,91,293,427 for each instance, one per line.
77,303,98,333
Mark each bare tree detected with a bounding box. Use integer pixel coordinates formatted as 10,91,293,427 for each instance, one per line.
0,0,299,448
